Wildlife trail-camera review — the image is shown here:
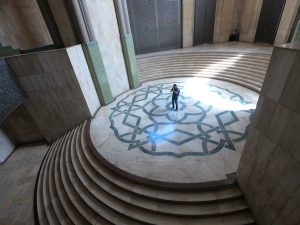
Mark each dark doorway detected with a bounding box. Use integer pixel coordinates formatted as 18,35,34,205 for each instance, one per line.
194,0,216,45
126,0,182,54
254,0,286,44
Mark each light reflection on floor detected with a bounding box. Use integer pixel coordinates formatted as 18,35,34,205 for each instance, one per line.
184,77,257,111
90,78,259,183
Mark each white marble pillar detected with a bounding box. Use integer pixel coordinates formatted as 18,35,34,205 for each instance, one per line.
274,0,300,45
114,0,140,89
239,0,263,42
213,0,235,43
182,0,195,47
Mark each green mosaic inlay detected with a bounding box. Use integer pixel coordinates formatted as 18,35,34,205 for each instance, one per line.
292,20,300,42
121,34,140,89
0,45,20,57
82,41,113,105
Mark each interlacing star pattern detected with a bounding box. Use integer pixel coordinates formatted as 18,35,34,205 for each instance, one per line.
109,83,254,158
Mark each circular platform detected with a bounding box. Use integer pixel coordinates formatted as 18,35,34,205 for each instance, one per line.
90,78,258,184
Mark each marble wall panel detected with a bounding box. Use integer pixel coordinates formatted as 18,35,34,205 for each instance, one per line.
262,48,297,101
214,0,245,43
239,0,263,42
280,52,300,113
237,46,300,225
0,128,15,164
47,0,78,46
182,0,195,47
6,46,99,141
86,0,129,98
0,0,52,49
1,105,43,144
66,45,100,115
274,0,300,45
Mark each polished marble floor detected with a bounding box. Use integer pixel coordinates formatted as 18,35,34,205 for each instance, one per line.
91,78,258,183
0,144,48,225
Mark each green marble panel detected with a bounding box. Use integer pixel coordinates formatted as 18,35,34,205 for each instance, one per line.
82,41,113,105
121,34,140,89
292,20,300,42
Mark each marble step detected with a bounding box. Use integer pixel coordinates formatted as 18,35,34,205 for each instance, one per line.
137,52,271,61
137,57,270,68
68,140,254,225
139,76,261,93
138,60,268,71
42,134,67,225
50,132,75,225
79,123,255,224
84,125,243,203
138,65,266,78
37,121,256,225
137,68,266,83
137,53,270,78
137,60,268,71
139,72,263,88
65,123,142,225
37,137,58,225
138,69,264,82
55,127,93,225
137,55,270,66
138,63,268,75
60,125,111,224
74,126,249,217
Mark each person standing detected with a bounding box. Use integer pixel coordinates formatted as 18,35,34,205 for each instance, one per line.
229,29,240,41
170,84,180,110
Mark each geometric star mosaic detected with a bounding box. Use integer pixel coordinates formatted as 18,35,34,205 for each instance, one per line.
109,82,254,158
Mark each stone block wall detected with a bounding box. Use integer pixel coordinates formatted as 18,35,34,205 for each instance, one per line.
237,46,300,225
6,45,100,142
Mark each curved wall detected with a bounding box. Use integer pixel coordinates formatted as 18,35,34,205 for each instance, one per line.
237,46,300,225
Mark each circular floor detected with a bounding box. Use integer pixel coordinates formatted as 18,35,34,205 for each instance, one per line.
90,78,258,183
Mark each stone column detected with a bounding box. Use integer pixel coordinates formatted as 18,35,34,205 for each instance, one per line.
182,0,195,47
114,0,140,89
274,0,300,45
239,0,263,42
36,0,64,47
237,44,300,225
65,0,114,105
214,0,236,42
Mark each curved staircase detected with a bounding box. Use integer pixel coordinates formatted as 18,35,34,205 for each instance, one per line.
137,52,271,93
36,121,256,225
